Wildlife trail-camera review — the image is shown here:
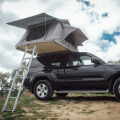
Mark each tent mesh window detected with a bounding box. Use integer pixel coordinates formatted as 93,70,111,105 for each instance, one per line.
65,32,75,46
26,23,51,41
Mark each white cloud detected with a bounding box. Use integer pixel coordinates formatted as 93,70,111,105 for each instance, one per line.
0,0,120,73
106,35,120,61
78,0,120,62
88,0,120,34
2,0,46,18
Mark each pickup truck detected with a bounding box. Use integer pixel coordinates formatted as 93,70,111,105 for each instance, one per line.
24,51,120,101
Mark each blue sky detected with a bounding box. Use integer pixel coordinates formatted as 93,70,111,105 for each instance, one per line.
0,0,120,72
101,32,120,43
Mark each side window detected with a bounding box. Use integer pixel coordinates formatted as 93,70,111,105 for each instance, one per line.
49,55,68,67
51,62,61,67
71,55,84,66
80,55,94,65
71,54,94,66
73,57,82,66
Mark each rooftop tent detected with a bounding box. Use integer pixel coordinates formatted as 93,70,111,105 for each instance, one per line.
7,13,88,54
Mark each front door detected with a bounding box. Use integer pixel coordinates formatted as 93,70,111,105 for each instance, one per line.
65,53,106,90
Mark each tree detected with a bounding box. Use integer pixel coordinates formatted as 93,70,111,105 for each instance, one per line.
108,60,120,63
0,61,31,97
0,62,27,97
0,72,10,97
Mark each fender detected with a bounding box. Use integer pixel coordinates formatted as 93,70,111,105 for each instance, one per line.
106,71,120,92
29,71,55,86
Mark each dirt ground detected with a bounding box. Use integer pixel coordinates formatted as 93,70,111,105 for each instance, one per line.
33,95,120,120
1,94,120,120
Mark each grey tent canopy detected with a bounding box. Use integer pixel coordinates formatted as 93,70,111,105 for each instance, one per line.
7,13,88,55
7,13,70,29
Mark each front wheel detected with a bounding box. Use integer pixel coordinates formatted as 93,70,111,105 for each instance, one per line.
113,78,120,101
33,80,53,100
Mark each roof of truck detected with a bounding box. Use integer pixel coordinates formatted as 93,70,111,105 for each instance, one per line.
37,51,89,57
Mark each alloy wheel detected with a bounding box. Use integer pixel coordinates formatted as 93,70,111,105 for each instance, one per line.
36,84,48,98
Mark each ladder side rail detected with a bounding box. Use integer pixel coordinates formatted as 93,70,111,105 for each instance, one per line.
2,71,20,112
18,45,28,70
2,45,28,113
12,44,36,112
22,44,36,79
25,44,37,76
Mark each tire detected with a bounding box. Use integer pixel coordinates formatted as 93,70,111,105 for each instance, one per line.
113,78,120,101
33,80,53,100
55,93,68,97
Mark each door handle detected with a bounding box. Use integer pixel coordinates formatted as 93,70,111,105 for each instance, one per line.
73,67,78,70
47,68,54,71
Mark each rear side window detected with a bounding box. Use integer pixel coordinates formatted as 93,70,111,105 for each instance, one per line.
49,56,68,67
37,54,68,67
48,55,68,67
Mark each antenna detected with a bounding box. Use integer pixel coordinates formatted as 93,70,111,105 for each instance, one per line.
5,24,17,44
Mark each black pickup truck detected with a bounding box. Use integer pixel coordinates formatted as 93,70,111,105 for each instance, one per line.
24,51,120,101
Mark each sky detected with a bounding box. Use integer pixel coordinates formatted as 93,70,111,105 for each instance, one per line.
0,0,120,73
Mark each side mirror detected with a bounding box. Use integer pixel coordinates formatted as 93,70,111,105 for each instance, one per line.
91,57,101,65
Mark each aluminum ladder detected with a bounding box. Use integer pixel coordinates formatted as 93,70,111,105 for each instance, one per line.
2,44,36,113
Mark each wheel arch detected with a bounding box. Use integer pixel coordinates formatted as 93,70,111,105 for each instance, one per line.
109,73,120,92
31,76,54,93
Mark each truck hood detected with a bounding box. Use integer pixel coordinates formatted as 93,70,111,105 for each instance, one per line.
106,63,120,70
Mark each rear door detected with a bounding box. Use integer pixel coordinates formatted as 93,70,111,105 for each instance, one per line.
46,54,68,87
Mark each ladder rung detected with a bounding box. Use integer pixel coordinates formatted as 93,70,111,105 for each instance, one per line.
20,66,26,69
8,85,16,89
16,75,23,77
23,57,31,59
17,66,26,69
8,88,17,91
27,49,33,51
15,69,19,71
9,97,17,99
4,109,12,112
11,88,17,91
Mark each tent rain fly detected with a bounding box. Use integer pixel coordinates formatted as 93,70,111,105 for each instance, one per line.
7,13,88,54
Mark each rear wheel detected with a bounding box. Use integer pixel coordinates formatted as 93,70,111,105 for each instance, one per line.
55,93,68,97
33,80,53,100
113,78,120,101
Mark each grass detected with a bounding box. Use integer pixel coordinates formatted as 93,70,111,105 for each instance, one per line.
0,93,115,120
0,95,59,120
86,110,95,114
81,109,95,115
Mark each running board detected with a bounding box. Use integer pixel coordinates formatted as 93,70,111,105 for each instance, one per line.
54,90,109,94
